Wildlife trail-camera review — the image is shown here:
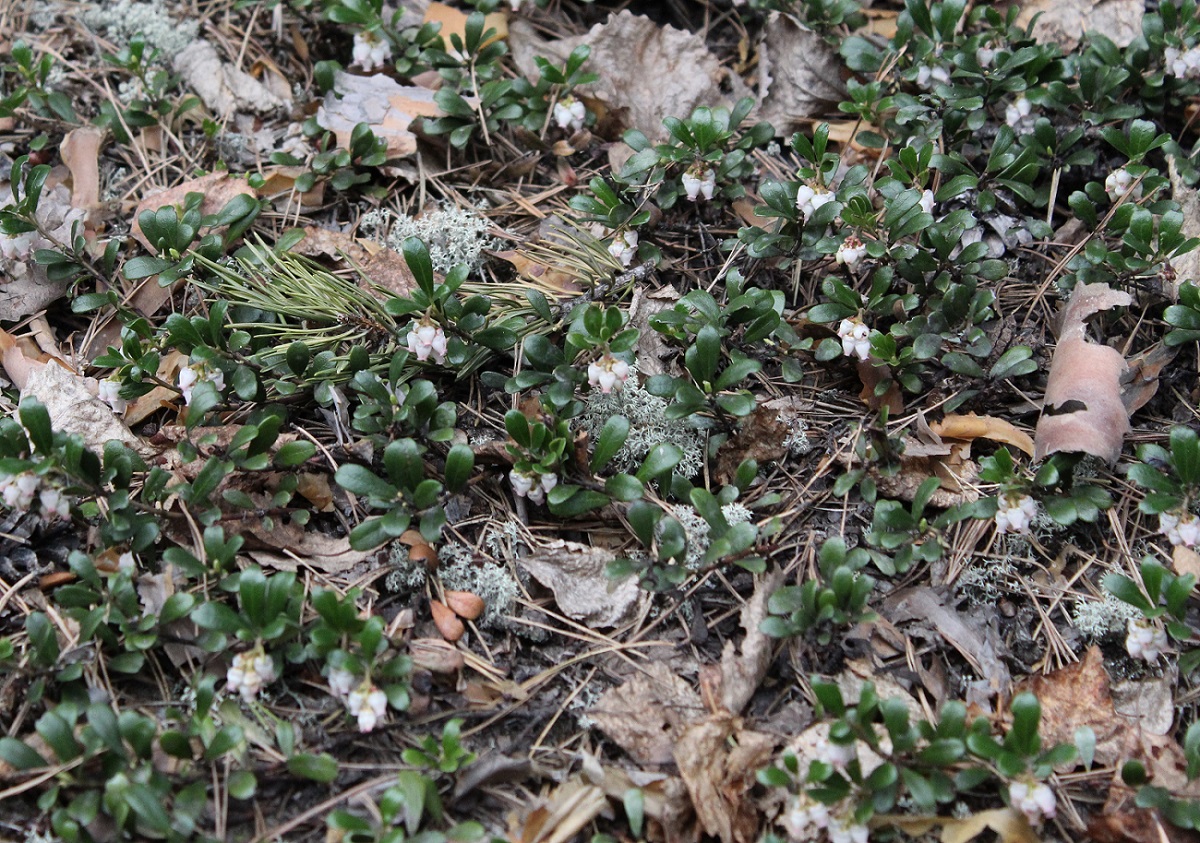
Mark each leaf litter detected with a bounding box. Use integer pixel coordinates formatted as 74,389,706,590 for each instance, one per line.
3,0,1200,840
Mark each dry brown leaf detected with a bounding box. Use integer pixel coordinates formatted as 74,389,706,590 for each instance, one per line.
409,638,465,674
877,807,1041,843
124,349,186,426
674,717,776,843
508,12,753,142
857,358,905,414
291,225,372,264
174,39,290,117
596,765,696,842
1123,341,1176,414
492,249,584,296
243,521,377,574
19,356,148,456
1014,0,1142,51
254,165,326,211
1174,544,1200,582
60,126,105,221
509,779,608,843
715,406,789,487
930,413,1035,456
1034,283,1132,464
718,569,783,715
424,2,508,48
590,661,705,766
359,248,419,300
757,13,847,133
884,587,1011,701
628,284,680,377
315,72,442,159
517,538,643,628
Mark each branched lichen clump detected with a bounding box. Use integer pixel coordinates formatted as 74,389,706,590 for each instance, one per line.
1072,593,1142,639
361,206,495,274
387,540,518,627
81,0,199,59
581,370,705,478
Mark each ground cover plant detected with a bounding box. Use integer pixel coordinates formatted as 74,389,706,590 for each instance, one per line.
6,0,1200,840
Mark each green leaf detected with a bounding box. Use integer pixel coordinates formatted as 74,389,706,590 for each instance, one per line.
287,752,340,782
0,737,47,770
335,464,398,502
275,441,316,467
444,444,474,493
19,399,52,454
402,237,435,296
229,770,257,800
636,443,683,483
547,486,609,517
591,415,630,473
605,473,643,501
123,255,173,280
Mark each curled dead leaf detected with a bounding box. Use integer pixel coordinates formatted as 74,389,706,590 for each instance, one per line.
1034,283,1132,464
430,599,465,642
930,413,1035,457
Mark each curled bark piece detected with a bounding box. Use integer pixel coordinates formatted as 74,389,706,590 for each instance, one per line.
1034,283,1132,464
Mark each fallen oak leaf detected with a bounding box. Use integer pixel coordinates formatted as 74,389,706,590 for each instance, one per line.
875,807,1041,843
315,72,443,159
1034,282,1132,464
517,538,644,628
930,413,1035,457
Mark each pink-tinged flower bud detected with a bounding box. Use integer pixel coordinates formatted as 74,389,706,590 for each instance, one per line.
226,648,276,701
1009,779,1056,825
837,317,872,361
553,97,586,132
98,379,127,414
835,235,866,268
405,319,448,364
682,165,716,201
1126,617,1169,661
994,494,1038,534
796,184,834,221
587,354,631,394
352,30,392,72
347,684,389,733
608,230,638,267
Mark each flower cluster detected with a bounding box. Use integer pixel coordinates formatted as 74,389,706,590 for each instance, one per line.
352,29,392,72
682,164,716,202
510,468,557,505
1104,167,1143,203
0,472,71,520
178,361,226,406
406,319,449,364
347,683,388,733
1159,510,1200,546
98,378,127,414
1165,44,1200,78
837,317,872,361
553,96,586,133
587,353,631,394
225,649,277,702
835,235,866,268
780,795,868,843
608,229,638,266
1125,617,1169,662
1005,96,1034,131
1008,779,1056,825
915,63,950,90
994,494,1038,534
796,183,835,222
